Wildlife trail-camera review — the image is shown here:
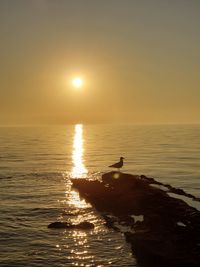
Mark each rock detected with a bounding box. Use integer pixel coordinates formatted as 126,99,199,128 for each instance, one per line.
72,171,200,267
76,221,94,229
125,230,200,267
48,221,94,230
102,214,120,231
48,222,71,228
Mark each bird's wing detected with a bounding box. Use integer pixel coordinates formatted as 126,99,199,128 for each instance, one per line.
109,162,120,168
108,164,114,168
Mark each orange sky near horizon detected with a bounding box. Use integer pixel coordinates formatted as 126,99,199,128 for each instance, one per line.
0,0,199,125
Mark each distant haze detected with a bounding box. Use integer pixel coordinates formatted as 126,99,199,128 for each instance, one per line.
0,0,199,125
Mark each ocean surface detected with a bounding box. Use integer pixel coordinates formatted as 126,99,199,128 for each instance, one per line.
0,124,200,267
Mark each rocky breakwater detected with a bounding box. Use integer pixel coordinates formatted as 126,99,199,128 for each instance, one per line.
72,172,200,267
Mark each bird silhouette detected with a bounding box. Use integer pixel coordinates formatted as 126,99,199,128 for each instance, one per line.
109,157,124,171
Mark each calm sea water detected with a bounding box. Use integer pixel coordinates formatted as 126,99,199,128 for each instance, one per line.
0,124,200,267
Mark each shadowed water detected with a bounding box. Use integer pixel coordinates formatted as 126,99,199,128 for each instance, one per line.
0,124,199,266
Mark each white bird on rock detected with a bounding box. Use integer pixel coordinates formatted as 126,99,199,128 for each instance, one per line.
109,157,124,171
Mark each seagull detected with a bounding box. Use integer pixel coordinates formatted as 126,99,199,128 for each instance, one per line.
109,157,124,171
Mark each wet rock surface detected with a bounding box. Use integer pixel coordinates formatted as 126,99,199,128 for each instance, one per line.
48,221,94,230
72,171,200,267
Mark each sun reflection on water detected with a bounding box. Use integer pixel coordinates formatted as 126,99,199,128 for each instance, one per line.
67,189,91,210
57,124,123,267
71,124,88,178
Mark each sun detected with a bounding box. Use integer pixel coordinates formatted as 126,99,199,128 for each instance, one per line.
72,77,83,89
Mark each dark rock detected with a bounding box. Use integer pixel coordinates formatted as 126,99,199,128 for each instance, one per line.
102,214,120,231
48,221,94,230
76,221,94,229
125,231,200,267
48,221,71,229
72,172,200,267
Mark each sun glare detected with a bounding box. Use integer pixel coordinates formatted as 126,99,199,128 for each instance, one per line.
72,77,83,89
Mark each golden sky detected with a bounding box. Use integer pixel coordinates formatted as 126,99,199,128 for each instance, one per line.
0,0,199,125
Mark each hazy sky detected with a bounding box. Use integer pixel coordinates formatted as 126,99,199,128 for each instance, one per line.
0,0,199,125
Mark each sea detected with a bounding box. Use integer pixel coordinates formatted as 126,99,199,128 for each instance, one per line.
0,124,200,267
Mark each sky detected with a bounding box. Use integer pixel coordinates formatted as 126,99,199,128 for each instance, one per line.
0,0,199,125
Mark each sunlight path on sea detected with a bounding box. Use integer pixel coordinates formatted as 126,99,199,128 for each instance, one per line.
71,124,88,178
56,124,136,266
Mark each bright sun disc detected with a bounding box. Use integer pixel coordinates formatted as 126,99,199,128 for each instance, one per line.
72,77,83,88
